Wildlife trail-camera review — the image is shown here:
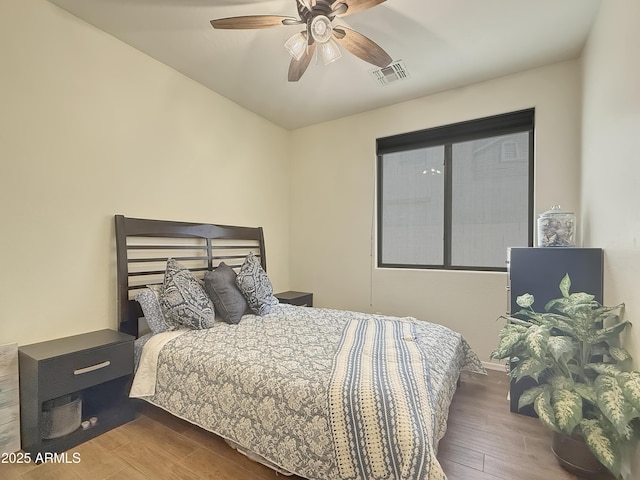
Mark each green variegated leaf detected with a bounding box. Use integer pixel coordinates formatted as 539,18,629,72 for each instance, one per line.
559,273,571,298
516,293,535,308
594,321,631,343
547,336,576,363
513,310,545,325
500,314,536,327
580,418,620,476
618,303,626,322
498,322,528,336
587,363,623,375
573,383,597,404
590,344,610,356
609,347,633,371
601,309,621,319
544,297,568,312
490,346,510,361
534,390,559,432
567,363,584,378
617,371,640,412
518,385,547,410
594,303,626,322
595,375,637,436
524,325,550,360
615,419,637,442
539,312,579,336
567,292,596,305
561,303,600,320
551,389,582,434
491,324,527,360
602,316,628,328
549,375,574,391
511,357,547,382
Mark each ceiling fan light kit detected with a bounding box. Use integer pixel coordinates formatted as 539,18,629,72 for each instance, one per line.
285,32,308,61
210,0,392,81
319,39,342,65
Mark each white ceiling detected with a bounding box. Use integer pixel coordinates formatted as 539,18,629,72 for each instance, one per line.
48,0,601,130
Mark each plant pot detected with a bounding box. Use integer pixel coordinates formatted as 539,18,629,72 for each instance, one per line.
551,431,607,478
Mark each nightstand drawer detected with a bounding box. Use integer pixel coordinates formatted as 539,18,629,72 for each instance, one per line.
38,341,133,400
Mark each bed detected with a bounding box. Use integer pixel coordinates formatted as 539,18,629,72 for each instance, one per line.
115,215,485,480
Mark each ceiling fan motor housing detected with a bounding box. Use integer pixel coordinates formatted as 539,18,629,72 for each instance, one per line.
311,16,333,43
298,0,335,25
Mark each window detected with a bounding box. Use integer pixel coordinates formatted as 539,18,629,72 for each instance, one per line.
377,109,534,271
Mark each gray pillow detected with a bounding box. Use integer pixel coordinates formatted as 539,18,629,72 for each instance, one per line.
235,253,279,316
204,263,248,324
135,286,169,334
160,258,215,330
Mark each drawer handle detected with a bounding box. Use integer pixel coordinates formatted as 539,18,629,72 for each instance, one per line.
74,361,111,375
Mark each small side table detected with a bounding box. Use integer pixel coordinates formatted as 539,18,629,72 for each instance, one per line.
19,329,135,455
275,291,313,307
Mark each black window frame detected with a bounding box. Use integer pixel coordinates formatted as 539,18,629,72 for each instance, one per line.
376,109,535,272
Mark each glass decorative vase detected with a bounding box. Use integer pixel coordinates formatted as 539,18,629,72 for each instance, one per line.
537,205,576,247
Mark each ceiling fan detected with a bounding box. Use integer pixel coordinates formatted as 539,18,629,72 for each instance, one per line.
210,0,392,82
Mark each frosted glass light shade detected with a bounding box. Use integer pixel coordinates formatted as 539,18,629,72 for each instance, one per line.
285,33,307,61
320,39,342,65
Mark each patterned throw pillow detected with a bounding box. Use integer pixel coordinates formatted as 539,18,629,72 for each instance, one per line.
160,258,215,329
204,262,248,325
135,285,170,334
235,252,279,316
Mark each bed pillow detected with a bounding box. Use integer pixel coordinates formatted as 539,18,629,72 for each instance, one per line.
235,252,279,316
135,285,170,334
160,258,215,330
204,263,248,325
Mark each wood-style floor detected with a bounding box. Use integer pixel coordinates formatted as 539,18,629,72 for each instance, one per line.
2,369,603,480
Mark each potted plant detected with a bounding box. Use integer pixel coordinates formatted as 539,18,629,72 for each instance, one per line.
491,274,640,480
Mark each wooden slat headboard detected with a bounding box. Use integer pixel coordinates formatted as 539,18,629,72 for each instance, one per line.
115,215,266,337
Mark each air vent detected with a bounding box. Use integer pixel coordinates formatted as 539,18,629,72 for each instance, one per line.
369,60,410,86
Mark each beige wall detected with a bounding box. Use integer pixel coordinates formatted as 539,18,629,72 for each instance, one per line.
3,0,631,373
582,4,640,474
290,61,583,363
0,0,291,346
582,2,640,363
582,17,640,472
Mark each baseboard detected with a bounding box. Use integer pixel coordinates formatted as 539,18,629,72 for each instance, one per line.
482,361,506,372
481,361,510,403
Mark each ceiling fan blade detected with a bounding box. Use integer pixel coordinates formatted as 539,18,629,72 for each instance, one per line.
333,27,391,68
288,43,317,82
210,15,296,29
333,0,387,17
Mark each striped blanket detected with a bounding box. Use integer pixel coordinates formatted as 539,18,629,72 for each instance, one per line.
329,317,446,480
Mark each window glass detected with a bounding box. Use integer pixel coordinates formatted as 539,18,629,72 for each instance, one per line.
380,146,444,266
377,109,534,271
450,132,530,269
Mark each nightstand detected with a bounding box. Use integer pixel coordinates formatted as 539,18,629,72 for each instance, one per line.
19,329,135,455
275,291,313,307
